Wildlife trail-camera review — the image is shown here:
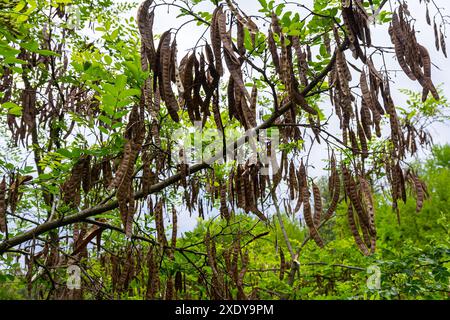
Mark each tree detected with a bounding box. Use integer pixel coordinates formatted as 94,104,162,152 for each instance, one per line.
0,0,448,299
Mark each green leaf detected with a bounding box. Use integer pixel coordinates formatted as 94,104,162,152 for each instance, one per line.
56,148,73,158
275,4,285,16
98,115,112,126
1,102,22,116
36,49,61,57
104,55,113,65
119,88,141,99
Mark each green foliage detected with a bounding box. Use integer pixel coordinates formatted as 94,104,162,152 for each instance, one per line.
171,147,450,300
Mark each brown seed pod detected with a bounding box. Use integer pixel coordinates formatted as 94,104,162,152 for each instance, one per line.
289,160,297,200
303,186,324,248
441,28,447,58
359,176,376,237
81,155,92,193
182,53,197,123
342,166,373,235
279,248,285,280
165,277,174,300
0,177,7,233
223,48,250,105
236,20,246,57
210,8,224,76
237,249,249,300
217,8,238,64
102,159,113,189
293,160,307,214
171,40,185,96
388,25,416,81
312,182,322,228
418,45,439,101
160,31,180,122
154,200,168,247
109,140,133,191
146,246,160,299
408,172,426,213
434,21,440,52
360,99,373,140
347,204,370,256
357,121,368,159
360,70,376,115
325,156,341,220
292,36,309,87
212,92,225,135
137,0,156,64
219,181,229,221
268,29,281,75
171,206,177,250
175,271,183,293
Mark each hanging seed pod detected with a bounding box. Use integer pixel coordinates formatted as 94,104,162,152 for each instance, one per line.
440,28,447,58
236,249,249,300
408,172,426,213
171,40,185,96
137,0,156,63
303,186,324,248
359,176,376,237
81,155,92,193
154,200,168,247
312,182,322,227
360,70,376,115
211,8,224,76
109,141,133,191
325,157,341,220
342,166,373,235
348,204,370,256
0,177,7,233
175,271,183,293
219,181,229,221
165,278,174,300
357,121,368,159
418,45,439,101
171,206,177,250
360,99,373,140
236,20,246,57
217,8,238,64
388,25,416,81
7,182,18,216
212,92,225,134
289,160,297,200
434,21,440,52
224,50,250,104
102,159,113,189
268,29,281,75
146,246,160,299
160,32,180,122
279,248,285,280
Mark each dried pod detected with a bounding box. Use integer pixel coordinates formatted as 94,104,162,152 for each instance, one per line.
279,248,285,280
0,177,7,233
440,28,447,58
210,7,224,76
303,186,324,248
348,204,370,256
154,200,168,246
325,156,341,220
312,182,322,227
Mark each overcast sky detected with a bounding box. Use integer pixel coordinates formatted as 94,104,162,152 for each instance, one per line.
123,0,450,234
